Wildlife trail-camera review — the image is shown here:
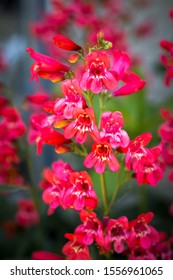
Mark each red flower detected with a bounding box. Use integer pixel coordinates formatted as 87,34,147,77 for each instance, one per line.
100,111,130,148
64,107,99,143
29,113,70,155
26,48,70,82
15,199,39,228
80,51,117,93
128,212,159,250
62,233,91,260
42,159,73,214
54,79,86,120
53,34,81,51
62,171,98,211
111,50,145,96
134,146,165,186
125,132,165,186
104,216,129,253
125,132,153,170
75,209,104,246
84,140,120,174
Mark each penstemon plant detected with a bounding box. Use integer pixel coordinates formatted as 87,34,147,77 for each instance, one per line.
1,1,173,260
25,32,170,260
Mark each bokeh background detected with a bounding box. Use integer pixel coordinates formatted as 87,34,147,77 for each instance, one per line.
0,0,173,259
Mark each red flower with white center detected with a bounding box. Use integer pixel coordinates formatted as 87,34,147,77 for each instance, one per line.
128,212,159,250
62,233,91,260
53,34,82,51
80,50,117,94
62,171,98,211
104,216,129,253
134,146,165,186
74,210,104,246
26,48,70,82
64,107,99,144
54,79,86,119
42,159,74,214
84,139,120,174
100,111,130,148
125,132,153,170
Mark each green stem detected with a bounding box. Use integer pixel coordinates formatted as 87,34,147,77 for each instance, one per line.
108,169,131,213
100,173,109,215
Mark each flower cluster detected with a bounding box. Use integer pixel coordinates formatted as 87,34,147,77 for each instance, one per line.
0,94,26,185
160,9,173,86
158,108,173,183
15,199,39,228
40,160,98,214
62,210,173,260
24,29,172,259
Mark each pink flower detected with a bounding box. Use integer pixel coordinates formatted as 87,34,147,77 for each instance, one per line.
125,132,153,170
63,171,98,211
111,50,146,96
104,216,129,253
100,111,130,148
125,133,165,186
29,113,70,154
54,79,86,119
15,199,39,228
1,106,26,140
128,212,159,250
62,233,91,260
64,107,99,143
80,50,117,93
158,108,173,143
26,48,70,82
84,140,120,174
42,160,73,214
134,146,165,186
75,209,104,246
129,247,156,260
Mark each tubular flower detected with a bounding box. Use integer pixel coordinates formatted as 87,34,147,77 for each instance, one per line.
62,171,98,211
111,50,145,96
125,132,153,170
100,111,130,148
128,212,159,250
26,48,70,82
64,107,99,144
53,34,82,51
29,113,70,155
54,79,86,120
125,132,165,186
62,233,91,260
84,139,120,174
104,216,129,253
80,50,117,94
42,160,74,214
74,209,104,246
134,146,165,186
